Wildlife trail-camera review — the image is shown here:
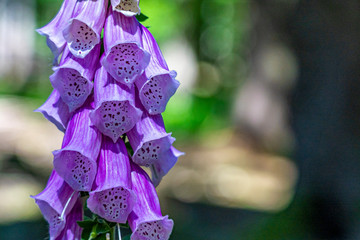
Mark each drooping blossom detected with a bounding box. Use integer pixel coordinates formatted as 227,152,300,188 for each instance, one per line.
88,137,136,223
63,0,108,58
36,0,77,64
50,44,100,112
128,162,174,240
136,25,180,115
90,65,141,143
35,89,71,132
101,8,150,86
53,100,102,191
32,170,79,239
111,0,140,17
150,146,184,187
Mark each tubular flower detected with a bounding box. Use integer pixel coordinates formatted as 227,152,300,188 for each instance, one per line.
101,8,150,86
63,0,108,58
32,170,79,240
111,0,140,17
35,89,71,132
53,101,102,192
90,65,141,143
136,25,180,115
35,1,183,239
50,44,100,112
127,109,175,167
128,162,174,240
36,0,77,64
88,137,136,223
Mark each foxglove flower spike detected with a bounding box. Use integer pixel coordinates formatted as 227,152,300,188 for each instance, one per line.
88,137,136,223
36,0,77,64
35,89,71,132
63,0,108,58
137,26,180,115
90,66,141,143
102,8,150,86
128,162,174,240
53,101,102,191
32,170,78,239
50,45,100,112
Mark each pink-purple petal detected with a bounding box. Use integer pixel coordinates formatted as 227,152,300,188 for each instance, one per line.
36,0,77,64
32,170,78,239
35,89,71,132
127,111,175,167
129,162,174,240
63,0,108,58
50,45,100,112
136,26,180,115
53,102,102,191
102,8,150,86
55,198,83,240
151,146,185,187
87,137,135,223
90,66,141,142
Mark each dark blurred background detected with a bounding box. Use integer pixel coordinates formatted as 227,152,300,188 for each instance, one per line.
1,0,360,239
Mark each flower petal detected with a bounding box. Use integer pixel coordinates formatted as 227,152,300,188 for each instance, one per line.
129,162,174,240
36,0,77,64
55,198,83,240
111,0,140,17
136,26,180,115
63,0,108,58
35,89,71,132
32,170,78,239
127,110,175,167
102,8,150,86
150,146,184,187
88,137,135,223
53,101,102,191
90,66,141,142
50,45,100,112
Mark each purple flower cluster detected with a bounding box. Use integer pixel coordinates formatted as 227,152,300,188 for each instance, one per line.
33,1,183,239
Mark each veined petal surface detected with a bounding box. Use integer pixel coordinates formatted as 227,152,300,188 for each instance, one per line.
90,66,141,142
102,8,150,86
136,26,180,115
129,162,174,240
35,89,71,132
32,170,78,240
53,101,102,191
50,45,100,112
63,0,108,58
88,137,135,223
37,0,77,64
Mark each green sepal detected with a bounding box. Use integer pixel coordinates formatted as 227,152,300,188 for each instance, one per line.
136,13,149,22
